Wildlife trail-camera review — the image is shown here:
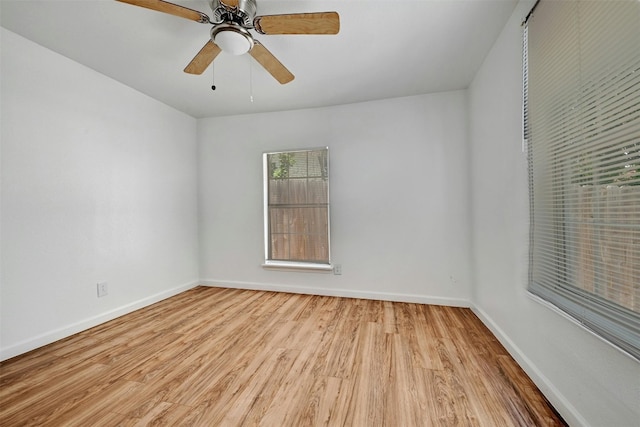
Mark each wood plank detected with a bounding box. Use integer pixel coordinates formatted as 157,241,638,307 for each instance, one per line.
258,330,325,426
0,287,567,426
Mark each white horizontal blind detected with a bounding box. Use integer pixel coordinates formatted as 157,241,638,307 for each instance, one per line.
526,0,640,359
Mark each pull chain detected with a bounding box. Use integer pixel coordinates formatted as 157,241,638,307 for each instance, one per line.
211,62,216,91
249,55,254,103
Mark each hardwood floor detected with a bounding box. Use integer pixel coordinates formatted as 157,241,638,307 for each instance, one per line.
0,286,566,426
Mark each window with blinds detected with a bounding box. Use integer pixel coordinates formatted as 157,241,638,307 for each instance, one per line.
263,148,331,268
524,0,640,359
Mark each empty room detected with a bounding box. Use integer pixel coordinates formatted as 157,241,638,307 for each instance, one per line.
1,0,638,425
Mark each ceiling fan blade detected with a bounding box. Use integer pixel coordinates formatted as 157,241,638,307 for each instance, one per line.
116,0,210,23
249,41,294,84
254,12,340,35
184,40,222,74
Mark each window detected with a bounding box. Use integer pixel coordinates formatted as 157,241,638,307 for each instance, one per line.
263,148,331,269
524,0,640,359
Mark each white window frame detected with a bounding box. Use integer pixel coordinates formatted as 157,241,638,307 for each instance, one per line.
262,147,332,271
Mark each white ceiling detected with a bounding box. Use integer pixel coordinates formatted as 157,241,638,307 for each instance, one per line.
1,0,517,118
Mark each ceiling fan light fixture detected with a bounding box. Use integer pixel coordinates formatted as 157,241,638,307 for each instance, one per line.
211,24,254,55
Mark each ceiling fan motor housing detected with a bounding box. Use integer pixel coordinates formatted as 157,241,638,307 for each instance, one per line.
208,0,258,55
209,0,257,27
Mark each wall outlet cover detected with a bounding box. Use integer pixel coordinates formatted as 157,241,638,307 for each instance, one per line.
97,281,108,297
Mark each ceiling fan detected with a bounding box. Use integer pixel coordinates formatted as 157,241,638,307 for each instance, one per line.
116,0,340,84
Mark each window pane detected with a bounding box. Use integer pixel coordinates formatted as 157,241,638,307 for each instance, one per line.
264,148,330,265
269,179,287,205
307,178,328,204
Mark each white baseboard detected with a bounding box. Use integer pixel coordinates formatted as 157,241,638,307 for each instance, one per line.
0,280,199,362
470,304,588,427
200,279,470,307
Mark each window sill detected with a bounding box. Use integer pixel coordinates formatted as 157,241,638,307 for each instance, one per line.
262,261,334,272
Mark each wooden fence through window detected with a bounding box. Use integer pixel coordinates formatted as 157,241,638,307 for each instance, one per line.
268,178,329,262
567,184,640,312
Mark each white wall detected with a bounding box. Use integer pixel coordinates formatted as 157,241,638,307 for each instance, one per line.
468,2,640,426
0,29,199,360
198,92,472,305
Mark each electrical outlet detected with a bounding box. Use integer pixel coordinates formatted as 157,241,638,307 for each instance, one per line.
333,264,342,275
97,281,108,298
